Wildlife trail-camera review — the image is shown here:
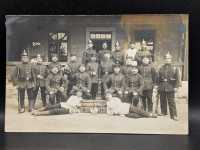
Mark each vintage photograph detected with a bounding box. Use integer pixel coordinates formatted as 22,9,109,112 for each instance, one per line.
5,15,188,134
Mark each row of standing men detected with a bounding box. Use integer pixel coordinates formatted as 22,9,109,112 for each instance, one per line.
11,40,180,120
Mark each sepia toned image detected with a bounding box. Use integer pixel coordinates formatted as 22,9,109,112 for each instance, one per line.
5,15,188,134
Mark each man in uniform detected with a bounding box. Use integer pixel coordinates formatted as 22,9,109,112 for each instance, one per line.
139,56,157,112
104,63,125,99
125,41,138,61
82,40,97,65
112,41,124,65
99,42,111,62
135,39,152,65
158,52,180,120
124,61,144,106
11,50,36,113
121,59,133,77
71,65,92,99
100,52,114,99
47,53,61,75
86,55,99,99
33,54,48,107
46,66,68,105
63,54,80,97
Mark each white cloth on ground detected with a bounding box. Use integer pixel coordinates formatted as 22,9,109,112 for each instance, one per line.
61,95,82,113
107,97,130,115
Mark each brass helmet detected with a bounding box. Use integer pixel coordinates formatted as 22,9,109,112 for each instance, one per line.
165,51,172,59
21,49,28,57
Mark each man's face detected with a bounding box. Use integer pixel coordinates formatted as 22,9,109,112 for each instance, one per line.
142,57,150,65
76,91,83,97
88,43,93,49
79,66,86,72
165,58,172,64
130,43,135,49
115,46,120,51
114,67,120,74
52,56,58,62
21,56,29,63
103,43,107,49
105,93,112,100
70,56,77,62
51,67,58,74
37,57,43,64
104,53,110,59
131,67,138,74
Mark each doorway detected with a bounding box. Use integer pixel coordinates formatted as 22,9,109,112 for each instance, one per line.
89,32,112,53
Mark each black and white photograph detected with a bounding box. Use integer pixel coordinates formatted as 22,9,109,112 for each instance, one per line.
5,15,188,134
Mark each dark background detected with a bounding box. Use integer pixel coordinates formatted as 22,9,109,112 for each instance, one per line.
0,0,199,149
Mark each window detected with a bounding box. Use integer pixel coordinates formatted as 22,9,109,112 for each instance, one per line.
48,32,68,61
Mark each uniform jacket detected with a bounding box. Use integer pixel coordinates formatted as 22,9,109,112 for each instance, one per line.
82,48,97,64
112,50,124,65
99,49,111,61
65,61,80,82
125,73,144,95
74,72,92,91
46,73,68,94
125,48,138,60
86,61,99,83
121,65,132,77
11,63,36,89
33,63,48,87
104,73,125,91
158,64,180,92
135,48,152,64
139,64,157,90
100,60,114,76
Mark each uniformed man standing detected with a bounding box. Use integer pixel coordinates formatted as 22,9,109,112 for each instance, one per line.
46,66,68,105
63,54,80,97
33,54,48,107
72,65,92,99
104,63,125,99
47,53,61,75
82,40,97,65
135,39,152,65
86,55,99,100
125,41,138,61
11,50,36,113
112,41,124,65
99,42,111,62
158,52,180,120
124,61,144,106
139,57,157,112
100,52,114,99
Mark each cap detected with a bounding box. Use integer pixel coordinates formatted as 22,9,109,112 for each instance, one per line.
51,53,58,57
102,42,107,46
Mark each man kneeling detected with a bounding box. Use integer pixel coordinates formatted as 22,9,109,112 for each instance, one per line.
32,91,82,116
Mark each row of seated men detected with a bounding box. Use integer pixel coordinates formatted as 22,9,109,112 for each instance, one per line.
11,40,180,120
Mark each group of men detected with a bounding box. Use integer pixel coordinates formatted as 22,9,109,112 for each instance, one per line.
11,39,180,121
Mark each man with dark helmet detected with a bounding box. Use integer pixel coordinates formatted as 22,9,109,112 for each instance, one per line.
124,61,144,106
11,50,36,113
104,63,125,100
158,52,180,121
112,41,125,65
82,39,97,65
32,54,48,107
